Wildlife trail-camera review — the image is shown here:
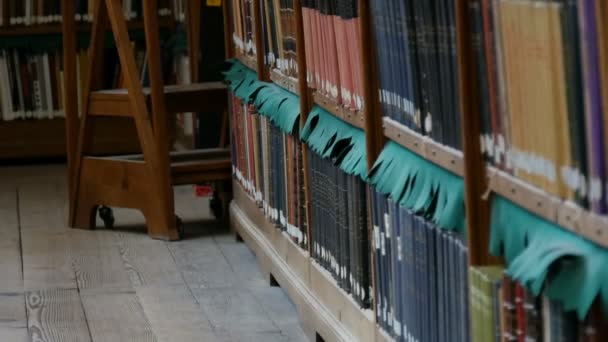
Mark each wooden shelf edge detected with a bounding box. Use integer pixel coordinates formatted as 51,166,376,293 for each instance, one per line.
382,115,608,248
488,167,608,248
382,117,465,176
231,181,386,342
313,92,365,130
269,69,299,95
237,54,258,72
0,19,173,36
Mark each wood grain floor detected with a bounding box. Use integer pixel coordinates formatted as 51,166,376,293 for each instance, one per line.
0,164,308,342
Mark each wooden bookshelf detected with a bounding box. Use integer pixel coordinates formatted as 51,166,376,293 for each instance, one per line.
0,18,175,160
227,0,608,338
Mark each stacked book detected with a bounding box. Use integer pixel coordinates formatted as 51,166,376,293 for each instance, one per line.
259,0,298,78
372,189,469,342
231,0,257,56
302,0,364,111
308,151,371,308
230,93,308,248
370,0,461,149
470,0,608,212
469,268,607,342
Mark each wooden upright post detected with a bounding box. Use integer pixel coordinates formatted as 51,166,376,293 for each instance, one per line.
252,0,268,81
358,0,384,171
61,0,79,193
455,0,492,266
294,0,314,254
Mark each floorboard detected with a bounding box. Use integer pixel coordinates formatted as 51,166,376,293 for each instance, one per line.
0,188,23,292
0,164,309,342
21,230,76,291
69,231,132,291
26,289,92,342
0,292,28,342
81,290,157,342
135,285,221,342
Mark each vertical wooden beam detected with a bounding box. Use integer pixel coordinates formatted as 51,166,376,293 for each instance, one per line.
2,0,9,27
186,0,202,82
252,0,268,81
223,0,235,58
294,0,313,254
455,0,491,266
67,0,109,227
358,0,384,171
186,0,202,145
61,0,78,187
358,0,383,322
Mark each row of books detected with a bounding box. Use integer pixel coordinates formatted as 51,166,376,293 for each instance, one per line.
0,49,66,120
371,0,462,149
0,42,183,121
0,0,181,26
308,151,371,308
259,0,298,78
470,0,608,210
371,190,470,342
231,0,256,56
230,93,308,248
470,268,606,342
302,0,364,112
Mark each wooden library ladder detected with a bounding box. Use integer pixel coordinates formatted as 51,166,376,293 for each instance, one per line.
61,0,231,240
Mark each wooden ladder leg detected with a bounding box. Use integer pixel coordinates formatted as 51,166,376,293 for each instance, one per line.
105,0,178,240
69,0,110,230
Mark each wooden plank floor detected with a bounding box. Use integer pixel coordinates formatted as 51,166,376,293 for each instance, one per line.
0,164,309,342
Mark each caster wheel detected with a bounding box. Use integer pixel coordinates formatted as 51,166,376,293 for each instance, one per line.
99,206,115,229
175,215,184,237
210,194,223,220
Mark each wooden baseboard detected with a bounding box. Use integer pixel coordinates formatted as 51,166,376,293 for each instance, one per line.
230,181,392,342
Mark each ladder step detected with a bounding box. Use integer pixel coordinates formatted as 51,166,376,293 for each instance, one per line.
89,82,228,116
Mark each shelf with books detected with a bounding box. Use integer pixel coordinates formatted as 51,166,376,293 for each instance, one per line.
488,167,608,248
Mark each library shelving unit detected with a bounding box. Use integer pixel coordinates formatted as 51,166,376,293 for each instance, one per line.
225,0,608,341
0,5,174,160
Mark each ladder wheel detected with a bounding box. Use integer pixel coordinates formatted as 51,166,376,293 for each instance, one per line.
99,206,115,230
176,215,184,237
210,192,223,220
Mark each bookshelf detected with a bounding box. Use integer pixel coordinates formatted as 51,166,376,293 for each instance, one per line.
0,14,173,160
226,0,608,340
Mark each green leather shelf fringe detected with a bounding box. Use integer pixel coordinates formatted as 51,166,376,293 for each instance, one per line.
300,105,368,180
368,141,466,234
222,59,300,135
490,195,608,319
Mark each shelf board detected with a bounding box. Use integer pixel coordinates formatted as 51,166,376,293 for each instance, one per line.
269,69,299,95
0,117,140,159
237,54,258,72
488,167,608,248
0,19,172,36
313,92,365,130
383,117,464,176
231,180,386,342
